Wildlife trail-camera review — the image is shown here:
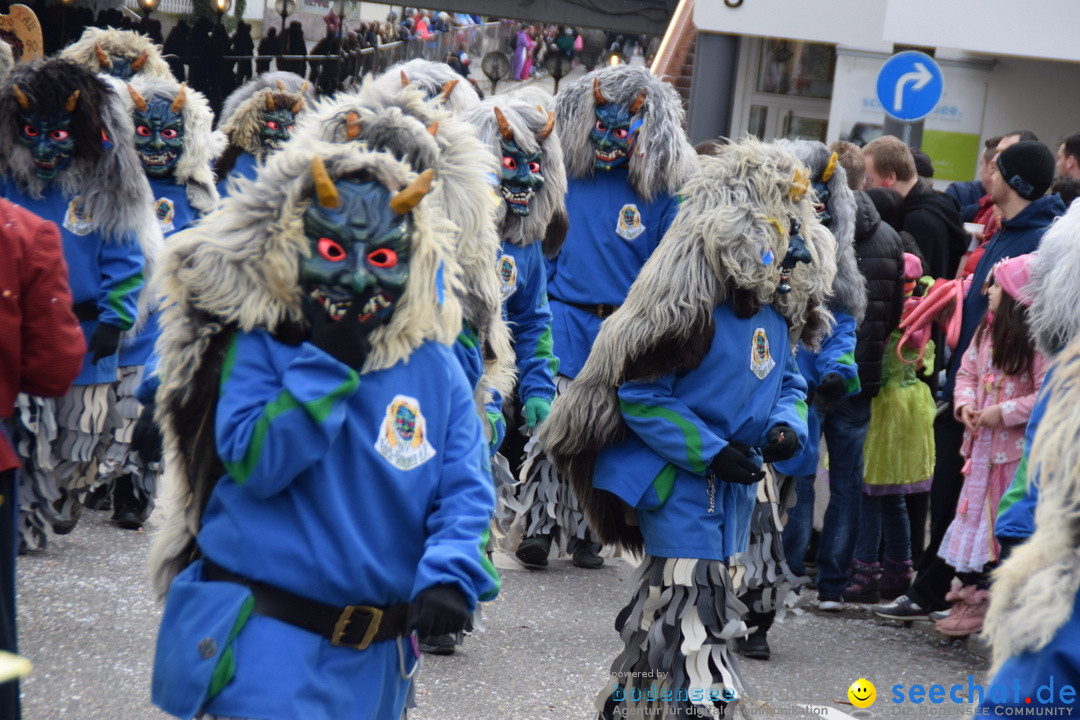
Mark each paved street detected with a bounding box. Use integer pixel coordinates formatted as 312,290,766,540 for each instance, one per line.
18,507,987,720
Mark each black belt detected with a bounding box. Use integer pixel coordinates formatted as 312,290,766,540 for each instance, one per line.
556,298,620,319
203,560,412,650
73,300,99,322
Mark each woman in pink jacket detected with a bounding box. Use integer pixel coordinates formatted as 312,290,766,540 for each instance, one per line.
937,254,1047,636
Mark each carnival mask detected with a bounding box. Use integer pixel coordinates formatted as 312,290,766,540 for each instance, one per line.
499,138,544,216
777,218,811,294
590,79,645,171
94,44,150,80
301,160,432,325
811,178,831,227
130,86,186,178
18,110,75,183
261,107,295,152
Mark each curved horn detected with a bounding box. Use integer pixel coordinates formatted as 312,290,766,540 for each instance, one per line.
821,152,839,183
310,156,339,208
265,92,275,111
536,111,555,141
493,106,513,142
629,89,646,114
399,70,409,87
94,42,111,68
439,78,459,100
12,85,29,110
790,167,810,202
64,90,80,113
389,168,434,215
427,121,438,136
300,81,308,93
592,77,607,106
292,96,303,114
276,80,286,92
131,48,150,72
344,111,361,140
170,83,187,113
126,83,148,112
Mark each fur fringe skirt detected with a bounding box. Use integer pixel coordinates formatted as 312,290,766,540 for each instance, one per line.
596,556,747,720
729,469,806,618
96,365,162,505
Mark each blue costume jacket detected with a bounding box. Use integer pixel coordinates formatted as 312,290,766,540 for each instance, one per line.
216,152,259,198
547,170,680,378
773,310,860,478
499,241,558,404
593,304,808,560
1,179,144,385
994,364,1053,543
153,331,499,720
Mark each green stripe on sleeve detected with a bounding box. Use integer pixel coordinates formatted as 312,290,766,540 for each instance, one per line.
795,398,808,422
536,325,559,376
651,463,676,506
620,400,708,474
836,351,855,366
207,594,255,700
106,271,144,329
477,526,501,602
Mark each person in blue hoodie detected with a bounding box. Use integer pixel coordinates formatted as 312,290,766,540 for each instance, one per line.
520,63,698,570
148,140,498,720
0,58,161,549
543,140,837,719
91,77,220,530
876,140,1065,622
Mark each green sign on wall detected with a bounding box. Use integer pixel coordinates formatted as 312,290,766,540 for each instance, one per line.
922,130,981,184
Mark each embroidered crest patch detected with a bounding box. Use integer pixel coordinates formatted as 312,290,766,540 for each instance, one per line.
615,203,645,240
154,197,176,234
750,327,776,380
497,254,517,301
374,395,436,470
63,196,93,236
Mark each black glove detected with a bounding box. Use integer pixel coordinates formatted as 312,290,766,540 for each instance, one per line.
710,444,764,485
814,372,847,411
412,584,469,637
307,301,380,370
88,322,122,364
761,424,799,464
131,400,163,465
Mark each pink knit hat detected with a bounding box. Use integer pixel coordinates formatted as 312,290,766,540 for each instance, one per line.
992,253,1036,306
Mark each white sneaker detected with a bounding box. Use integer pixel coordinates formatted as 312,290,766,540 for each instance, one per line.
818,598,846,612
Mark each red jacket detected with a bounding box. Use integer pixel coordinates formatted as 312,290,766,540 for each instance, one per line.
0,198,85,472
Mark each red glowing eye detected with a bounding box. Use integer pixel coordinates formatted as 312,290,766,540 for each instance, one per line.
502,156,517,170
161,129,179,139
49,129,70,141
22,125,38,137
614,128,629,140
266,120,280,130
528,161,541,173
367,248,398,268
317,237,347,262
136,125,151,137
595,120,607,132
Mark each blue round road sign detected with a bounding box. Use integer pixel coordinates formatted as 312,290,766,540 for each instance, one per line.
876,51,944,122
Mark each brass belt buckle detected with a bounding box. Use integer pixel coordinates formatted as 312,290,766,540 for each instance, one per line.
331,605,383,650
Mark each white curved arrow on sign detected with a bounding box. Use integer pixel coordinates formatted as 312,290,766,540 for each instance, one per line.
893,62,933,113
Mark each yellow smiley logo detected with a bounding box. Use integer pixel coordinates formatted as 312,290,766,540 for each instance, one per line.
848,678,876,708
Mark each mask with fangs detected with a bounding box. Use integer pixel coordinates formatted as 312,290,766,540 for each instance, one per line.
777,218,812,294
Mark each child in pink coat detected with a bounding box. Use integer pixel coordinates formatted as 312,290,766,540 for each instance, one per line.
937,254,1048,636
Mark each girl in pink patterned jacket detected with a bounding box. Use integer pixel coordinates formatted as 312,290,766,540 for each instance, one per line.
937,254,1048,636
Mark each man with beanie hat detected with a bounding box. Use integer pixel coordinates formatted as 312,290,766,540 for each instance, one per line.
875,139,1065,621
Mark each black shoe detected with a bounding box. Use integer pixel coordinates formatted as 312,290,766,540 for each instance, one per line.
417,633,457,656
50,490,81,535
83,483,113,511
111,475,148,530
872,594,928,621
736,628,771,660
515,534,552,569
570,541,604,569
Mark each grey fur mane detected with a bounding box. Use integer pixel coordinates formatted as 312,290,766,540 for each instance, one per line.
218,71,313,128
1027,198,1080,357
60,27,173,79
554,64,696,202
776,139,867,323
372,58,481,113
0,41,12,82
459,91,567,249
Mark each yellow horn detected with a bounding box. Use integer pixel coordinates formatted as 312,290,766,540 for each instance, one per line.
629,89,646,115
170,83,187,113
592,77,607,106
439,78,459,100
400,70,409,87
427,121,438,136
389,168,434,215
310,156,339,208
494,106,513,142
266,92,275,111
131,48,150,72
126,83,148,112
277,80,286,92
344,111,361,140
292,96,303,114
790,167,810,202
537,111,555,141
821,152,839,183
94,42,111,68
12,85,29,110
64,90,80,113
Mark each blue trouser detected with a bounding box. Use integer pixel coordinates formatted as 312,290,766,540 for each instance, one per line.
854,493,911,564
781,392,871,597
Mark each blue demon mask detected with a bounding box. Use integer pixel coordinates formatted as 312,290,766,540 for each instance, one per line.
777,218,812,294
95,44,151,80
131,92,185,178
18,110,76,184
261,107,296,152
590,79,645,170
499,138,544,216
